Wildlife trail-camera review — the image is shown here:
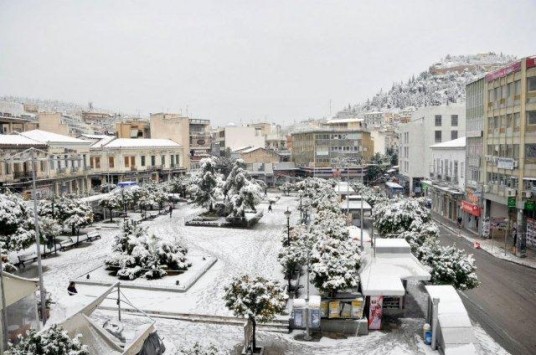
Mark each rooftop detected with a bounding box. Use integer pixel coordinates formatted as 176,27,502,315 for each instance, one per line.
19,129,89,144
103,138,182,148
0,134,46,146
430,136,466,149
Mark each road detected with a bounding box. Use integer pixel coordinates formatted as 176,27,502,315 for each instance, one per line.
437,223,536,355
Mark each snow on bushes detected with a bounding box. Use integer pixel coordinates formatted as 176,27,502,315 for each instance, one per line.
373,198,431,236
6,324,88,355
418,241,480,290
105,220,191,280
0,191,35,252
223,275,287,322
310,234,361,295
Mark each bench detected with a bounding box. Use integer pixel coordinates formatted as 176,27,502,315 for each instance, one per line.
16,252,38,268
87,232,101,242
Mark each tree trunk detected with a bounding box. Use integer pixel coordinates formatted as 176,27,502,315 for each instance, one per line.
251,315,257,351
109,208,113,222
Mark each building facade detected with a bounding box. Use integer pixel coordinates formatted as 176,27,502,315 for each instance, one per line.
1,130,93,197
291,129,373,169
482,56,536,253
189,118,212,169
398,104,466,194
150,113,191,169
213,126,266,153
428,137,466,223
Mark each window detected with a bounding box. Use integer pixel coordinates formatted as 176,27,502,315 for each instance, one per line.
528,77,536,92
161,155,165,166
528,111,536,125
435,130,442,143
454,161,458,180
435,115,442,126
141,156,146,167
124,156,129,167
451,130,458,140
151,155,155,166
514,113,521,128
461,162,464,179
451,115,458,126
526,144,536,159
109,157,114,168
49,158,54,170
176,154,180,166
4,162,10,174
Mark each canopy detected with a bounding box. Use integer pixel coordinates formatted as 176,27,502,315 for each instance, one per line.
360,239,431,296
340,199,372,211
0,272,38,309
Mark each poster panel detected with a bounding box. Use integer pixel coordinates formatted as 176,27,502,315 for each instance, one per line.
368,296,384,330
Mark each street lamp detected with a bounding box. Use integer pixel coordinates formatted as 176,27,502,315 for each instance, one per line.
284,207,292,294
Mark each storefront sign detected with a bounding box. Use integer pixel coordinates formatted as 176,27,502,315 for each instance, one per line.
525,200,536,211
497,158,515,170
461,200,481,216
465,188,480,204
508,196,516,208
368,296,384,330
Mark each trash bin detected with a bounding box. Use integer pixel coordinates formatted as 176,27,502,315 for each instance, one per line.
422,323,430,339
424,331,432,345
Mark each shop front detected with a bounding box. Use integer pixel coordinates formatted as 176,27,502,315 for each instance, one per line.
430,185,464,223
461,200,481,234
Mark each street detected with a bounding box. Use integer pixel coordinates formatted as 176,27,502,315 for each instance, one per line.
437,224,536,355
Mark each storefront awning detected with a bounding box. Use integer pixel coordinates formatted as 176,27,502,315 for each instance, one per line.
461,201,481,217
0,272,38,309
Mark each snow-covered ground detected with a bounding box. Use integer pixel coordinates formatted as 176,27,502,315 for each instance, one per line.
22,193,509,354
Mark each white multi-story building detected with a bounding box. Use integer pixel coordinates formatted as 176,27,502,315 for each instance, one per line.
427,137,466,222
213,125,266,153
398,104,466,194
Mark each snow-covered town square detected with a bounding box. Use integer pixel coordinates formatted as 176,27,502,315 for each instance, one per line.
1,1,536,354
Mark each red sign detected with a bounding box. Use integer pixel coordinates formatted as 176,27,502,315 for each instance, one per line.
461,200,481,217
486,61,521,82
527,56,536,69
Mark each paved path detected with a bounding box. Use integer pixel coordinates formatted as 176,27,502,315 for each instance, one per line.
437,224,536,355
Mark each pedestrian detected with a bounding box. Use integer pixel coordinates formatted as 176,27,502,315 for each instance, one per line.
512,227,517,248
68,281,78,296
268,203,272,212
169,203,173,218
457,216,462,228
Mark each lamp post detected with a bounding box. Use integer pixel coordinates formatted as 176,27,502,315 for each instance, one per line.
360,158,364,251
284,207,292,294
0,247,9,350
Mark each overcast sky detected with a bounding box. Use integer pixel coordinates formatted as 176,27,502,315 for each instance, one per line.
0,0,534,126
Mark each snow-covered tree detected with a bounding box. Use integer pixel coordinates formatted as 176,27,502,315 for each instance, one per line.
62,198,93,235
309,233,361,296
223,159,263,220
418,241,479,290
223,275,287,351
99,193,123,222
105,220,190,280
277,224,312,280
190,157,222,212
0,191,35,253
373,198,431,236
6,324,88,355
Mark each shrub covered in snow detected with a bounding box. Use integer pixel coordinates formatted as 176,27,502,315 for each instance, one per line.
373,198,431,236
310,234,361,295
178,342,220,355
99,193,123,221
105,220,191,280
0,191,35,253
418,241,479,290
6,324,88,355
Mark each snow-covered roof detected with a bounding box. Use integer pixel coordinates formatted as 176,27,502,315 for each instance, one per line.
360,243,431,296
325,118,364,124
385,181,403,189
340,199,372,211
103,138,182,148
430,136,466,149
0,134,46,146
79,134,109,139
90,135,116,148
19,129,88,144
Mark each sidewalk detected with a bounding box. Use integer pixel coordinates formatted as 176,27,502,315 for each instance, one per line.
431,211,536,270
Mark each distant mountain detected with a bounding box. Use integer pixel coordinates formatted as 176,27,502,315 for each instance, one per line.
336,52,516,117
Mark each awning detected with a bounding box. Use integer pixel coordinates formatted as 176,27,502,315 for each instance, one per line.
0,272,38,309
461,201,481,217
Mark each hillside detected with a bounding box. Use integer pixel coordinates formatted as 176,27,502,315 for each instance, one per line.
336,52,516,117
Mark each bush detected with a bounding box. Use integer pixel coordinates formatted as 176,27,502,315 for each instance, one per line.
6,324,88,355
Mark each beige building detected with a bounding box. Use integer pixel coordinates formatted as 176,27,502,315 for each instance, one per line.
291,129,373,168
0,130,93,197
234,146,280,165
150,113,191,169
86,137,184,187
189,118,212,169
116,120,150,139
213,125,266,154
38,112,94,137
482,55,536,251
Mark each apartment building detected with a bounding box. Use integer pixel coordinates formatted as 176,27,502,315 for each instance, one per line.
398,104,466,194
427,137,466,223
363,112,384,129
38,112,94,137
150,113,190,169
213,125,266,153
86,137,184,187
482,56,536,252
116,120,150,139
189,118,212,169
290,128,373,180
0,130,93,197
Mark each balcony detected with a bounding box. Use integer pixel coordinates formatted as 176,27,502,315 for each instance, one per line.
130,166,138,171
13,171,31,179
57,167,66,174
71,167,78,173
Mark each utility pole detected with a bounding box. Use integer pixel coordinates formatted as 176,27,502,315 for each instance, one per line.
360,158,364,251
31,149,48,325
0,246,8,350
